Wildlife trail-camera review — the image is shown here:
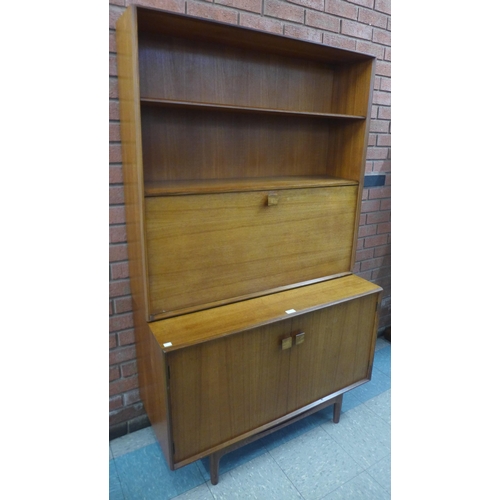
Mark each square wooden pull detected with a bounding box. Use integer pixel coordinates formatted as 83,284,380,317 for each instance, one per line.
267,192,278,206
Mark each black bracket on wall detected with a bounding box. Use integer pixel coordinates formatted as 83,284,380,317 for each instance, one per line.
363,174,386,188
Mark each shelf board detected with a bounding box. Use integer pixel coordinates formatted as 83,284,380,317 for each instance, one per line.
140,98,366,121
144,175,358,196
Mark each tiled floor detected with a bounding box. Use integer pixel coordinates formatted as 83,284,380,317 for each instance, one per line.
110,338,391,500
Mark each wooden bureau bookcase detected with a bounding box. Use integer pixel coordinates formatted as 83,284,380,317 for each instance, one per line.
116,5,382,485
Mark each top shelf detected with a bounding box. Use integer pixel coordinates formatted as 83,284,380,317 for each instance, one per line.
140,98,366,121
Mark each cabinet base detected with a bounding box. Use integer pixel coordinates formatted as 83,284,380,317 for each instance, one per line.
209,394,343,485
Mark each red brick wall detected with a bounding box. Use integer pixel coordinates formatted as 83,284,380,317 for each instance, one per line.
109,0,391,438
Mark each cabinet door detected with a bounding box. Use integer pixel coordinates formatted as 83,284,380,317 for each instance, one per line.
287,293,378,412
167,320,291,465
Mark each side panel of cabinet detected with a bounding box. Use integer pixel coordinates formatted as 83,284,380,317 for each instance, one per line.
167,320,291,465
145,186,357,318
287,293,379,412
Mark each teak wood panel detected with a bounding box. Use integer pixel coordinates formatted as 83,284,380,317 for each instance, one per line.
148,274,382,351
166,291,379,466
167,320,292,463
116,7,151,322
137,32,368,115
145,186,357,318
140,105,336,184
287,294,378,412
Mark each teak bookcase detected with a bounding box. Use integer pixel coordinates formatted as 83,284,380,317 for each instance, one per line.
116,5,382,485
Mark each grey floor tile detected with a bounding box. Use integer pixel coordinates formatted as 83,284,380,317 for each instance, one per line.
110,459,125,500
268,426,363,500
348,366,391,403
110,426,157,458
364,389,391,425
208,453,302,499
321,471,390,499
375,337,390,352
366,453,391,495
172,483,215,499
114,442,205,500
321,405,390,469
373,345,391,376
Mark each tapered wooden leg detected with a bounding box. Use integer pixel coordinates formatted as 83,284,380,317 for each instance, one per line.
333,394,343,423
210,452,221,485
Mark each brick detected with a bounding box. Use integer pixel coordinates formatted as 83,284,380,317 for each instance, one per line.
368,133,376,146
305,10,341,32
379,77,390,92
110,123,121,142
111,261,130,280
353,262,360,273
378,105,390,120
110,333,117,349
110,345,137,366
325,0,358,20
110,100,120,121
361,199,380,213
288,0,324,10
358,213,367,226
110,366,120,382
109,375,140,398
355,40,384,59
358,7,388,29
374,244,390,258
356,248,374,262
366,210,390,224
109,32,117,54
360,257,385,272
187,2,239,24
127,0,185,13
358,224,376,238
371,265,390,280
323,32,356,50
341,19,372,40
121,360,138,378
372,159,390,173
284,24,322,43
110,0,126,6
109,205,126,225
109,54,117,77
109,313,134,333
239,12,284,33
118,329,136,346
110,77,119,99
264,0,304,23
369,119,390,133
123,389,141,406
109,143,122,163
114,296,133,314
377,222,390,234
363,234,388,248
366,146,388,160
110,279,131,298
110,185,125,205
109,395,123,411
349,0,373,7
110,243,129,262
373,27,390,46
375,60,391,77
384,47,391,61
368,185,390,199
109,402,144,426
110,165,123,185
375,0,390,14
377,134,390,146
356,238,363,251
380,198,391,211
215,0,262,14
